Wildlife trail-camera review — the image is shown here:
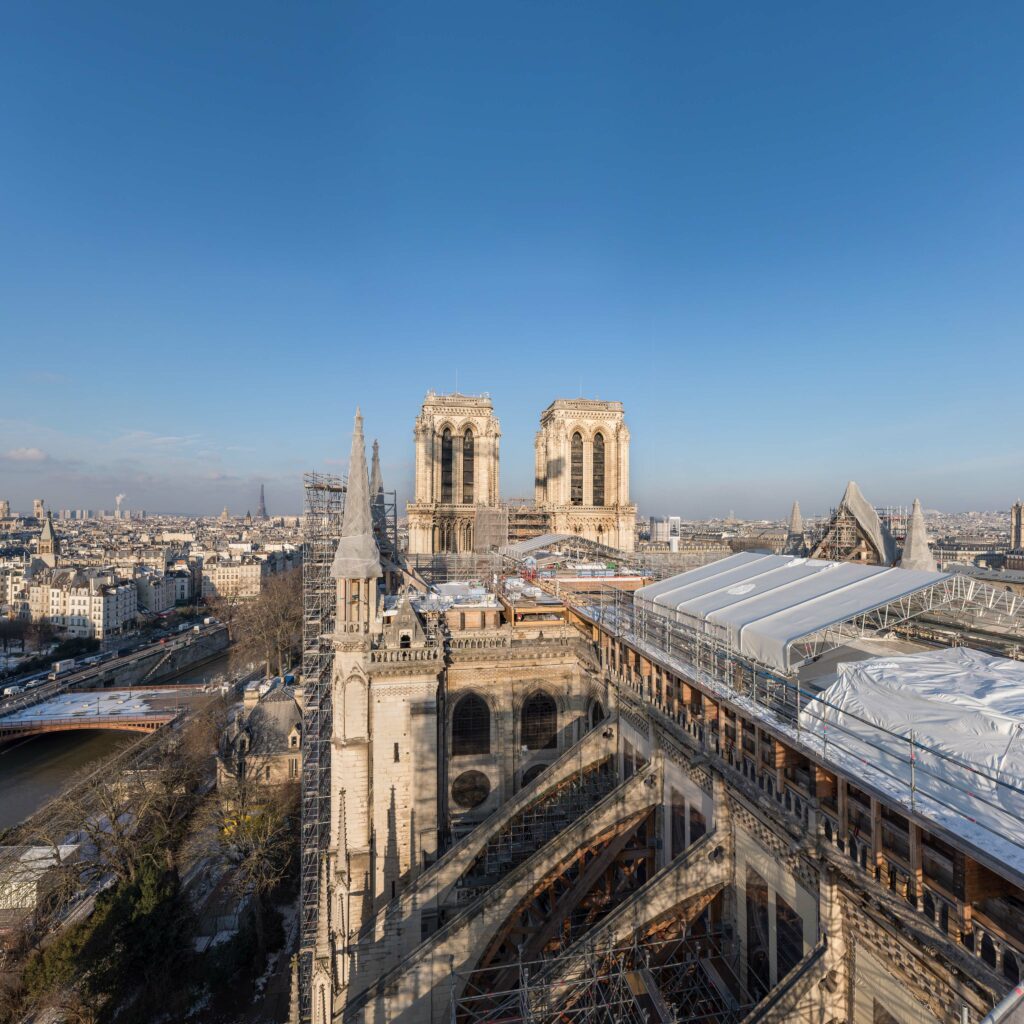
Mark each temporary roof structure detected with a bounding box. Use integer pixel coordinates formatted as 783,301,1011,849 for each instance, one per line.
634,552,951,673
501,533,575,558
799,647,1024,863
811,480,897,565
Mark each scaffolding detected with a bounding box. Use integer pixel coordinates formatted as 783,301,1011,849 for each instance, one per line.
406,552,501,586
373,487,399,557
298,471,345,1024
584,578,1024,871
878,504,909,544
505,498,551,545
453,931,752,1024
475,505,510,552
809,504,863,561
500,534,722,583
455,758,618,898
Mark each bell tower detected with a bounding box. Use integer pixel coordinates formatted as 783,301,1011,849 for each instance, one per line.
407,390,501,554
38,511,60,568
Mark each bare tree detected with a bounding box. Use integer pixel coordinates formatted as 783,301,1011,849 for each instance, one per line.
26,703,223,894
201,767,298,959
0,618,28,654
25,619,56,653
221,569,302,677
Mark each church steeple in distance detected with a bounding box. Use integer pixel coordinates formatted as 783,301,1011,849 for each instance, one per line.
39,510,60,567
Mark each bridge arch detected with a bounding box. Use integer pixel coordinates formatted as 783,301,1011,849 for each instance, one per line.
0,719,166,745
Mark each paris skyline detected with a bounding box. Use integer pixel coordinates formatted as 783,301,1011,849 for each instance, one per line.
3,2,1022,516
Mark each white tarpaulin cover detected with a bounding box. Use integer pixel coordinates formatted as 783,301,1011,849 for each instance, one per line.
799,648,1024,847
634,553,951,672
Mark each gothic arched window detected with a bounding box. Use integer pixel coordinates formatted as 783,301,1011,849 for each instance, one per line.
522,691,558,750
570,432,583,506
452,693,490,756
593,432,605,507
441,428,453,503
462,429,474,504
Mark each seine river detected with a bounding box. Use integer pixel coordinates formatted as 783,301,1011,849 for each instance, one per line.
0,650,241,830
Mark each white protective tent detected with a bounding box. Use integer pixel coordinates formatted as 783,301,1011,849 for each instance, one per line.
799,647,1024,850
634,552,951,673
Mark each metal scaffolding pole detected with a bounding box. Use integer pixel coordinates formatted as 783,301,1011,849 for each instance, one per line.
298,471,345,1023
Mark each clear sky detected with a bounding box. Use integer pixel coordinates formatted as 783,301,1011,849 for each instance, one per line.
2,2,1022,519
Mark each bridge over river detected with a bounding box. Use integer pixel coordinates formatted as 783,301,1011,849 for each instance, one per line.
0,687,207,744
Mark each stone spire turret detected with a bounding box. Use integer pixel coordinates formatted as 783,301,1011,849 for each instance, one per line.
899,498,936,572
788,500,803,537
369,440,383,502
331,409,382,581
368,438,387,543
783,500,806,556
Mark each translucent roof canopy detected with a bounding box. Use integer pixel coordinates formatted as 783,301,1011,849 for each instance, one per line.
634,552,951,673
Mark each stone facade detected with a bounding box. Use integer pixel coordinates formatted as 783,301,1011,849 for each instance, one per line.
406,391,501,554
534,398,637,551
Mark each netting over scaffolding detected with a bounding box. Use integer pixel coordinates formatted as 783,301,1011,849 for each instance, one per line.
298,471,344,1023
406,552,501,586
373,487,399,556
475,505,509,552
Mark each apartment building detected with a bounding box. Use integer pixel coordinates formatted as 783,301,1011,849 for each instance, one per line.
201,558,268,601
28,570,138,639
134,572,177,614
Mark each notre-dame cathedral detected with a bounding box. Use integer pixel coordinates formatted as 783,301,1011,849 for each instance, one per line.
406,391,636,554
299,399,1024,1024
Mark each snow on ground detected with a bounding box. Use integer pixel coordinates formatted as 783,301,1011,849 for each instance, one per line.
2,688,187,723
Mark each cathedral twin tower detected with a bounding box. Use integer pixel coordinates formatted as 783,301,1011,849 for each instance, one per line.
406,391,636,554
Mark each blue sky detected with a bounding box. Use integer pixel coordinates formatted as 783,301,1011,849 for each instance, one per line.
2,2,1022,518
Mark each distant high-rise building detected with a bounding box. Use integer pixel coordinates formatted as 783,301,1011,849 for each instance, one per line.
220,506,231,522
257,483,267,520
1012,501,1024,550
32,498,45,520
0,499,9,518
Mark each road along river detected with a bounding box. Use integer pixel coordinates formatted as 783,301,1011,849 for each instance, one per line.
0,648,245,829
